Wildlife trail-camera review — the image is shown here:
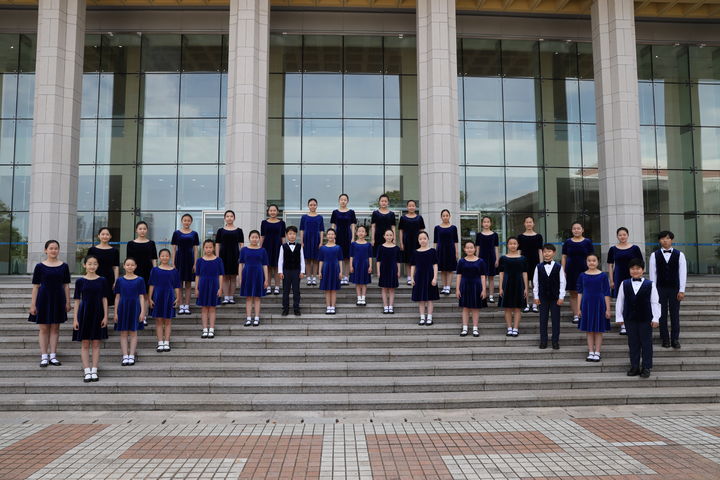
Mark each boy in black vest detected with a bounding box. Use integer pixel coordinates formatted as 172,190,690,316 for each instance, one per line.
278,226,305,316
533,243,566,350
648,231,686,349
616,258,660,378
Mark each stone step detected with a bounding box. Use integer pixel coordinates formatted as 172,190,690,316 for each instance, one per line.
1,386,718,411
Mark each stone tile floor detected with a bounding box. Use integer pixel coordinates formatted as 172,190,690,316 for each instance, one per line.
1,404,719,479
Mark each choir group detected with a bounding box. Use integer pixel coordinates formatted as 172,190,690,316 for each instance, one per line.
29,194,687,383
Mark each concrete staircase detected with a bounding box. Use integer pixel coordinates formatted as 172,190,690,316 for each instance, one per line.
1,276,719,410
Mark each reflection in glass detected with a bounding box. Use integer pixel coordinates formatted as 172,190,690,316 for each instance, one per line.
95,164,136,211
657,169,696,214
269,73,301,118
11,164,29,210
539,41,578,79
696,215,720,274
81,74,99,118
267,119,301,164
97,119,138,165
505,123,541,167
178,164,219,210
13,120,31,164
651,45,689,82
98,73,140,118
640,126,657,169
344,75,383,118
141,34,181,73
656,126,694,170
178,119,219,164
77,165,95,211
180,74,221,117
101,33,142,73
693,127,720,170
303,35,342,73
137,164,176,210
503,78,540,122
543,123,582,168
643,169,659,214
464,166,504,211
15,74,34,118
383,75,417,119
636,45,653,81
583,169,600,213
384,120,418,165
0,120,14,164
579,80,595,123
653,82,691,125
302,164,341,207
384,36,417,75
0,34,19,72
138,211,178,245
506,167,543,212
385,165,419,208
638,82,655,125
695,171,720,214
1,74,18,117
302,74,342,118
343,164,384,208
0,165,12,208
464,121,503,166
693,84,720,126
544,168,583,213
581,124,598,169
269,34,302,74
344,119,383,164
463,77,502,121
541,79,579,123
139,119,178,164
302,119,342,164
181,35,223,72
460,39,501,77
501,40,539,77
10,211,28,274
79,119,97,165
689,46,720,83
344,36,382,74
577,42,593,79
267,163,301,210
142,74,180,117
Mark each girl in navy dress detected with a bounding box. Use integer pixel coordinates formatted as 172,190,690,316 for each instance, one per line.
127,221,157,326
195,239,224,338
300,198,324,287
319,228,343,315
498,237,528,337
475,216,499,303
577,253,612,362
377,229,401,314
239,230,269,327
411,231,439,325
148,249,181,352
399,200,426,286
371,194,397,267
517,216,543,313
434,209,459,295
114,258,146,366
562,222,595,325
73,255,108,382
172,213,200,315
349,225,372,306
607,227,644,299
215,210,244,305
30,240,71,367
330,193,357,287
456,241,487,337
88,227,119,307
260,204,286,295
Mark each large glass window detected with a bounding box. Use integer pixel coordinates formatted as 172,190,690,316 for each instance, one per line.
267,35,418,210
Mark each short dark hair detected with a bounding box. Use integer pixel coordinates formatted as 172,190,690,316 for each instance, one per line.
248,229,260,238
286,225,298,234
542,243,556,252
158,248,171,257
202,239,215,247
616,227,629,235
628,258,645,270
658,230,674,240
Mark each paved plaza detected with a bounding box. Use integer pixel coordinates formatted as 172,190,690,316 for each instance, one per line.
1,405,719,479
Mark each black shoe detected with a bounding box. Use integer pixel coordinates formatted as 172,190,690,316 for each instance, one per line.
294,309,301,316
672,341,681,349
522,305,531,313
281,309,289,316
460,328,468,337
552,342,560,350
627,366,641,376
661,341,671,348
539,342,547,350
639,368,651,378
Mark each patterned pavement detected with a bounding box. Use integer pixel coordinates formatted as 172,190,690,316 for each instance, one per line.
1,406,720,479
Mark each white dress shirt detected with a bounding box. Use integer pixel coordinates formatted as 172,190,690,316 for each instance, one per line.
648,247,687,293
615,278,661,324
277,243,305,275
532,260,566,301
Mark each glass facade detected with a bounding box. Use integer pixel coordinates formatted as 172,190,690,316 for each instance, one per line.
638,44,720,273
267,34,418,211
0,34,35,274
78,33,227,268
457,39,599,247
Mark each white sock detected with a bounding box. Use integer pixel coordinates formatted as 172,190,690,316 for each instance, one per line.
84,367,91,374
164,341,169,347
254,317,259,321
246,317,251,322
462,325,468,331
427,315,432,321
90,367,97,374
41,354,48,360
49,353,56,359
420,315,425,321
209,328,214,333
129,355,135,360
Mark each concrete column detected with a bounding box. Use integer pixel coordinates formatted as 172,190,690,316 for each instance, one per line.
27,0,86,271
591,0,645,257
225,0,269,232
416,0,460,241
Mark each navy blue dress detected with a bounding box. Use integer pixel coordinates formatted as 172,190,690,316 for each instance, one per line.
607,245,644,298
88,246,119,306
239,247,269,297
319,245,343,291
31,263,71,324
171,230,200,283
517,233,543,277
126,240,157,289
149,267,181,318
195,257,224,307
475,232,499,276
411,248,439,302
434,225,459,272
562,238,594,291
300,214,324,261
398,215,426,264
215,227,244,276
349,241,372,285
577,272,611,333
498,255,527,309
457,258,488,309
377,244,400,289
261,219,286,268
330,209,357,259
371,210,397,256
114,276,146,331
73,277,108,341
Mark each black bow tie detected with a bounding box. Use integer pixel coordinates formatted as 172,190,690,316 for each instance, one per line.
632,278,643,282
288,243,295,245
543,261,552,265
663,250,672,253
